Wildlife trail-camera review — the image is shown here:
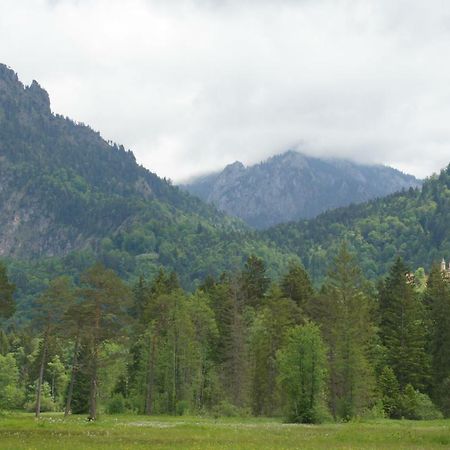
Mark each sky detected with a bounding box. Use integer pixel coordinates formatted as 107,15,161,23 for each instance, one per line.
1,0,450,182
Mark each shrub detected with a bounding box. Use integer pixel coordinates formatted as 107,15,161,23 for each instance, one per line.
400,385,442,420
212,400,241,418
24,386,56,413
0,353,24,409
106,393,126,414
176,400,189,416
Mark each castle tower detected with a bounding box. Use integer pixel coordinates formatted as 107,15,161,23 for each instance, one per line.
442,258,447,272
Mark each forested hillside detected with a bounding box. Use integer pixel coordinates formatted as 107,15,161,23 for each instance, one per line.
0,64,295,311
183,151,420,228
266,168,450,282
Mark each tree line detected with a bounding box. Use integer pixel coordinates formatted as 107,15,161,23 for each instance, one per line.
0,244,449,422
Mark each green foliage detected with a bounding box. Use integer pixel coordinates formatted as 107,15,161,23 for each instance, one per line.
79,264,132,419
0,263,15,319
0,65,296,315
280,261,314,310
277,323,328,423
0,249,446,422
400,384,443,420
211,400,249,418
379,258,429,391
266,167,450,284
240,255,270,308
378,366,401,419
249,287,301,416
426,265,450,415
312,244,377,420
24,382,55,412
0,353,24,409
106,393,126,415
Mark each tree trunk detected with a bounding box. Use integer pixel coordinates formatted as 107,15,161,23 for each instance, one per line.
35,331,48,418
88,304,101,420
88,353,98,420
65,332,81,417
144,334,157,415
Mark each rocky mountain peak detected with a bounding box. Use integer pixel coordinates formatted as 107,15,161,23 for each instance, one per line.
183,151,422,229
27,79,51,113
223,160,245,173
0,63,19,84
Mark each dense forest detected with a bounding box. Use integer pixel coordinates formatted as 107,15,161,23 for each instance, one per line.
266,165,450,283
1,246,448,423
4,62,450,321
0,63,297,314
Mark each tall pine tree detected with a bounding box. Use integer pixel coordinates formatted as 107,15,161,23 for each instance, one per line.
313,243,377,420
379,258,430,392
425,264,450,415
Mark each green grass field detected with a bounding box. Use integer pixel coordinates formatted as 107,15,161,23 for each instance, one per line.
0,414,449,449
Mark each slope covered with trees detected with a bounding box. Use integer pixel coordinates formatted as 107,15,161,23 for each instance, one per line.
266,167,450,282
0,64,295,311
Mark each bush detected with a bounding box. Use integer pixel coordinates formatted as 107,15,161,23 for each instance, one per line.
176,400,189,416
106,393,126,414
212,400,247,418
360,399,386,420
0,353,24,409
400,385,442,420
24,382,56,413
410,391,443,420
433,376,450,417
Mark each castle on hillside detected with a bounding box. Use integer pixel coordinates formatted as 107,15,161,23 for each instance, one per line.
441,258,450,276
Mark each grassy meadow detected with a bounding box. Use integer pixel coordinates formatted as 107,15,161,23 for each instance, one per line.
0,414,449,449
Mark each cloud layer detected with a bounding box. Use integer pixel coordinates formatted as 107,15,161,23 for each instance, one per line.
2,0,450,180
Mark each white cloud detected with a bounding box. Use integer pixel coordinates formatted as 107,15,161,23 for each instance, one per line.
2,0,450,180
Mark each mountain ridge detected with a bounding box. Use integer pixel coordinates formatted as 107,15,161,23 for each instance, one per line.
182,150,421,229
0,63,295,305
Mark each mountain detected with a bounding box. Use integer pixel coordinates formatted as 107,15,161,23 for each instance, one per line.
182,151,421,229
265,167,450,282
0,64,294,308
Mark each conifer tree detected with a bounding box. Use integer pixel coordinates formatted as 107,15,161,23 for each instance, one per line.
379,258,430,391
63,299,87,416
201,272,249,407
240,255,270,308
378,366,401,418
0,263,15,319
249,285,301,416
314,243,377,419
33,276,74,417
280,261,314,311
425,264,450,415
79,264,131,420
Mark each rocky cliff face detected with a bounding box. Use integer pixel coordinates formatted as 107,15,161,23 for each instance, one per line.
0,64,226,258
182,151,422,229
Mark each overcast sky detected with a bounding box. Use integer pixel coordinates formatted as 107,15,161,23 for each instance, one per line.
2,0,450,181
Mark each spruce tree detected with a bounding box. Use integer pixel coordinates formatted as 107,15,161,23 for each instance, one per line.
425,264,450,415
0,263,15,319
315,243,377,419
379,258,429,391
280,261,314,311
240,255,270,308
249,285,301,416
